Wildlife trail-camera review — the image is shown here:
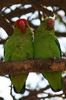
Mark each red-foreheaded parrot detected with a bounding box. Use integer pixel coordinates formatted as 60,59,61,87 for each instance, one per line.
34,17,63,91
4,19,33,93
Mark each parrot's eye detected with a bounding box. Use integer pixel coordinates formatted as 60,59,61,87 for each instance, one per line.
15,19,28,33
47,19,54,30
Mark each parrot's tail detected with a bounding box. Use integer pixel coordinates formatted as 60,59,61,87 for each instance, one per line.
42,71,63,92
14,84,25,94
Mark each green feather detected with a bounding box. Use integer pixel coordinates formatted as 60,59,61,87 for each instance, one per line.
4,25,33,93
34,18,63,91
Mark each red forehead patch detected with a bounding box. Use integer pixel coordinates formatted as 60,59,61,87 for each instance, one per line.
48,19,54,25
15,19,28,26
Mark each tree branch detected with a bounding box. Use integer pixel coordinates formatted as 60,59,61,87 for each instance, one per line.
2,7,35,20
0,0,66,11
0,14,13,35
55,32,66,37
0,58,66,76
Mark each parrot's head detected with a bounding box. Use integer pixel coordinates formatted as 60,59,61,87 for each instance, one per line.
14,19,28,33
44,18,54,30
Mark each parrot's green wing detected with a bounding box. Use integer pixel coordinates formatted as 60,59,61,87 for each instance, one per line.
55,36,62,57
42,35,62,91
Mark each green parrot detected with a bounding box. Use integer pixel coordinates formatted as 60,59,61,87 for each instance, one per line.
4,19,33,93
34,17,63,91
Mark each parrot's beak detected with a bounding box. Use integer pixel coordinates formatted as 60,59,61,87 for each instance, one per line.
47,23,54,30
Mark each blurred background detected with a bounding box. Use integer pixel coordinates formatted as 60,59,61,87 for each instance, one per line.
0,1,66,100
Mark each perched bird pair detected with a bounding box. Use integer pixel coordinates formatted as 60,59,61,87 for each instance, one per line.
4,18,63,93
